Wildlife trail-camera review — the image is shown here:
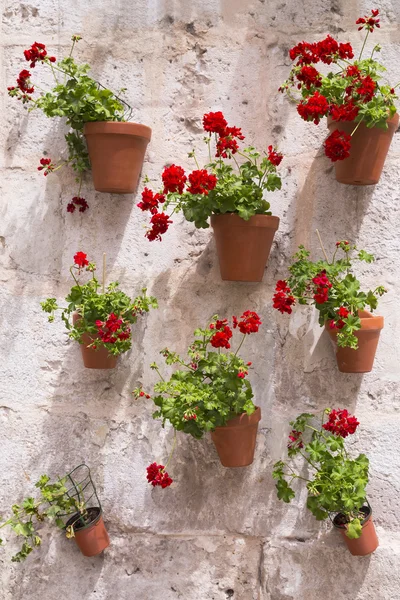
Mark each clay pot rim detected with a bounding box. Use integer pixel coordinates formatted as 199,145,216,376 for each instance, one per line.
66,506,103,532
332,505,372,530
211,213,280,229
327,112,399,128
325,309,384,332
83,121,152,140
212,406,261,430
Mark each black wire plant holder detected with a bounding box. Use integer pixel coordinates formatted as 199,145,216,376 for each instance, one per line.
95,80,133,122
56,464,102,530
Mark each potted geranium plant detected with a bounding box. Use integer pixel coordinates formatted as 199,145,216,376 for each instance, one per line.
273,409,379,556
41,251,158,369
134,311,262,479
137,111,284,282
7,36,151,210
280,9,399,185
273,235,386,373
0,465,109,560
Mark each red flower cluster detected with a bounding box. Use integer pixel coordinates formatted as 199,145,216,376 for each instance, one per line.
162,164,187,194
37,157,54,176
137,187,166,214
296,65,322,90
74,251,89,268
356,9,380,32
273,280,296,314
23,42,56,67
288,429,304,449
16,69,34,94
233,310,262,335
210,319,233,349
145,212,173,242
329,306,350,330
186,169,217,195
289,35,354,67
237,371,247,379
330,101,359,122
95,313,131,344
146,462,173,488
297,91,329,124
67,197,89,213
322,408,359,438
203,111,245,158
312,270,332,304
324,130,351,162
267,145,283,166
357,75,376,103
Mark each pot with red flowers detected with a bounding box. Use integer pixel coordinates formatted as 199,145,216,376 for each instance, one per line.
134,311,262,480
137,111,284,282
273,409,379,556
0,465,110,561
41,252,158,369
7,35,151,210
273,235,387,373
280,9,399,185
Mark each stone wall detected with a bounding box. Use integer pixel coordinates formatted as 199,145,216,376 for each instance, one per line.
1,0,400,598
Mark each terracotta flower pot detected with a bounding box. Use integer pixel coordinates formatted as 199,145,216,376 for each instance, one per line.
211,406,261,467
327,113,399,185
333,506,379,556
73,313,118,370
66,507,110,557
211,214,279,282
326,310,384,373
84,121,152,193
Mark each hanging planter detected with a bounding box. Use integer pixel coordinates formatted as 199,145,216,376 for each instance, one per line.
0,464,109,561
327,114,399,185
333,504,379,556
84,122,151,193
136,310,262,486
7,35,151,213
136,111,284,282
326,310,384,373
41,251,158,370
211,406,261,467
211,214,279,282
273,234,387,373
279,9,399,184
273,409,379,556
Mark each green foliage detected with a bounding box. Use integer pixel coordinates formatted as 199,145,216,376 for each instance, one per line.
165,144,282,229
0,473,90,562
148,316,257,438
272,411,369,539
41,257,158,356
285,241,386,348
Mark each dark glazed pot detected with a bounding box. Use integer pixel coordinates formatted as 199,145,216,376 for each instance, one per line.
211,407,261,467
211,214,280,282
327,113,399,185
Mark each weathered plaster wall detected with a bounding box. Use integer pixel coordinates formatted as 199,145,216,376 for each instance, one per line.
1,0,400,598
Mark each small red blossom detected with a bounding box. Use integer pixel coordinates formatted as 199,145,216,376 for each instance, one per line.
37,157,55,176
247,362,252,366
202,111,228,135
225,125,245,140
322,408,359,438
273,281,295,314
236,311,262,335
267,145,283,166
346,65,360,78
312,271,332,289
67,196,89,214
313,287,329,304
186,169,217,195
297,91,329,125
146,212,173,242
356,75,376,103
324,130,351,162
237,371,247,379
137,187,166,214
356,9,380,32
216,135,239,158
296,65,322,90
16,69,34,94
330,101,359,122
74,251,89,268
338,306,350,318
162,164,187,194
288,429,304,449
23,42,49,68
289,41,319,65
338,42,354,60
316,35,339,65
146,462,173,488
210,325,233,349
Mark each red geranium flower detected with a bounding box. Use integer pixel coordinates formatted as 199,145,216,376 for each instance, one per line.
235,310,262,334
162,164,187,194
146,462,173,488
289,41,319,65
210,325,233,349
74,251,89,268
145,212,173,242
322,408,359,438
356,75,376,102
330,101,359,122
356,9,380,32
296,65,322,90
137,187,165,214
202,111,228,135
316,35,339,64
324,130,351,162
216,136,239,158
288,429,304,449
267,145,283,166
67,196,89,214
186,169,217,195
297,91,329,124
338,306,350,318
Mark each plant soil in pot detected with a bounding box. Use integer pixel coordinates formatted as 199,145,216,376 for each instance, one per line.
66,507,110,557
327,114,399,185
333,505,379,556
211,214,279,282
326,310,384,373
84,122,151,193
211,406,261,467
